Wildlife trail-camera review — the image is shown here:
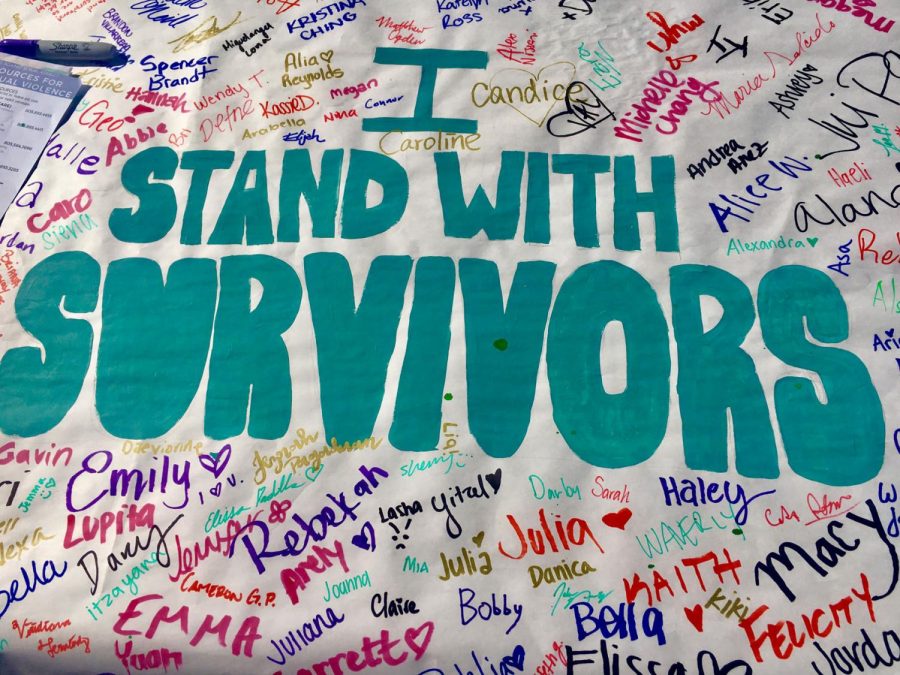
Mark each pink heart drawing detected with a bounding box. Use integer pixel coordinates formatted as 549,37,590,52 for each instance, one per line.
404,620,435,660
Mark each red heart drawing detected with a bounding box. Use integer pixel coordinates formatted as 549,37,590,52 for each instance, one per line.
602,507,632,530
684,604,704,632
404,620,435,660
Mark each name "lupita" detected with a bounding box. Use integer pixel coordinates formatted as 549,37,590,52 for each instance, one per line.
498,508,603,559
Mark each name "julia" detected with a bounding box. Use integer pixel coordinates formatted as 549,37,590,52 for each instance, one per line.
498,508,603,560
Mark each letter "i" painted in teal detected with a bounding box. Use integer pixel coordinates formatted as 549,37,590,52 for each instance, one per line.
362,48,489,133
390,257,455,451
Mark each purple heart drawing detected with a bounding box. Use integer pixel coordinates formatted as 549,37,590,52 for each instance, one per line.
887,328,895,338
351,521,376,551
209,482,222,498
199,443,232,479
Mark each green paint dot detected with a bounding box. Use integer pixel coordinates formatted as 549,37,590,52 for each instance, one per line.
493,338,508,351
444,393,453,401
732,528,743,535
815,154,822,159
648,564,655,569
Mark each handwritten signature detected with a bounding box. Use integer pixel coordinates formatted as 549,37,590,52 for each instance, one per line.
805,492,858,525
258,0,302,14
546,81,616,137
167,12,243,53
550,581,612,616
578,40,621,91
763,12,837,73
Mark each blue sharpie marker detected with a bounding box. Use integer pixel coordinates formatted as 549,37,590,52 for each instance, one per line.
0,39,128,67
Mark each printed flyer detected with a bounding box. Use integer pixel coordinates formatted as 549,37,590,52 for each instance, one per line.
0,0,898,673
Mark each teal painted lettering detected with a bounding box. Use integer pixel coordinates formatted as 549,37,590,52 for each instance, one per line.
209,151,273,245
437,151,524,240
306,253,412,443
670,265,778,477
552,154,611,249
0,253,99,435
548,261,669,467
179,150,235,245
390,257,455,451
341,150,409,239
97,258,217,437
613,155,679,252
205,255,302,438
362,48,488,133
460,259,555,458
277,149,343,241
758,265,884,485
109,147,178,243
524,153,550,244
